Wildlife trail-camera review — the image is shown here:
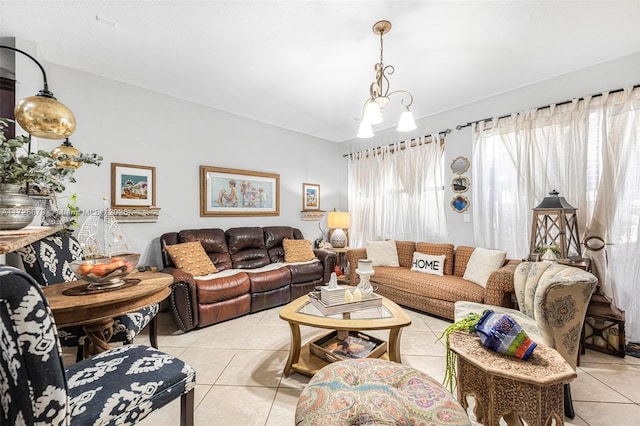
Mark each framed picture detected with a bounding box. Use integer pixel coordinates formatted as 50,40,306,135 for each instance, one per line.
111,163,156,208
200,165,279,217
451,176,470,193
302,182,321,211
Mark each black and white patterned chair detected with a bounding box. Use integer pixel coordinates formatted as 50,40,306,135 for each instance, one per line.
0,265,195,426
16,235,160,359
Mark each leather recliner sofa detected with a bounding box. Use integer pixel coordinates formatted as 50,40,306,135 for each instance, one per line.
160,226,336,331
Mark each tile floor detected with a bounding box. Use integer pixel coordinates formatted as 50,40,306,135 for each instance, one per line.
68,307,640,425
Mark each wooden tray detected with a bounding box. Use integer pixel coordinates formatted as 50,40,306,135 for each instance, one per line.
310,330,387,363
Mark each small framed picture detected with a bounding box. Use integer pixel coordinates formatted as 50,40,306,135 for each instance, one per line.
111,163,156,208
302,183,321,211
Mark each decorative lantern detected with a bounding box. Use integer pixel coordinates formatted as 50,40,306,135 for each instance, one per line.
529,190,582,260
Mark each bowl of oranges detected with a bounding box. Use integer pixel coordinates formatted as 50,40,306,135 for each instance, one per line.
71,253,140,289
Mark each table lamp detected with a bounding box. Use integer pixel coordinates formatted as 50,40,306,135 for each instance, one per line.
327,211,350,248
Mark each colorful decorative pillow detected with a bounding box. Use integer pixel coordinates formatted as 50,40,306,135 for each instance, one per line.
283,239,317,263
410,252,446,276
366,240,399,267
164,241,218,276
462,247,507,287
475,310,536,360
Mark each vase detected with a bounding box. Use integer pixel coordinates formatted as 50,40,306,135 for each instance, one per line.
0,183,37,230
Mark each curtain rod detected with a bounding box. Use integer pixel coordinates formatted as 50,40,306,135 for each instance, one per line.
455,83,640,130
342,129,451,158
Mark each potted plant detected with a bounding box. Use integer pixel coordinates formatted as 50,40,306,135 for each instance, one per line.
0,118,103,230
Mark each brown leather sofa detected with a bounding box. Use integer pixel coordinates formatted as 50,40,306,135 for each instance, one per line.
160,226,336,331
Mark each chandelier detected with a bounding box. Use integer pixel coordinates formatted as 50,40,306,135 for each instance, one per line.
357,20,416,138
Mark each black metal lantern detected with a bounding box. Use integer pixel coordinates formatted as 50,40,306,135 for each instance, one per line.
530,190,582,259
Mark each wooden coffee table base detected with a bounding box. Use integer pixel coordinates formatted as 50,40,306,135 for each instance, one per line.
280,295,411,378
82,318,115,357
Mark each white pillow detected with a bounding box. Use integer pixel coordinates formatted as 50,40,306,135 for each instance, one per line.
463,247,507,287
410,252,446,276
366,240,399,267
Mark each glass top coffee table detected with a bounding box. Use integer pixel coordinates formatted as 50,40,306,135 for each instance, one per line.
279,294,411,377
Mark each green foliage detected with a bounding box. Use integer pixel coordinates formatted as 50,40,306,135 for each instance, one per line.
438,312,482,393
0,118,103,193
534,245,561,256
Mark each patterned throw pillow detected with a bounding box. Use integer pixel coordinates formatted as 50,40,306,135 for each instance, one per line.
410,252,446,276
164,241,218,276
283,239,317,263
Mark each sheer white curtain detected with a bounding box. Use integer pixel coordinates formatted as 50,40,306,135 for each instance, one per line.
347,135,447,247
473,87,640,342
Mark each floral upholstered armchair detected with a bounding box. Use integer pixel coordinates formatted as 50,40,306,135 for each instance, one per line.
455,261,597,418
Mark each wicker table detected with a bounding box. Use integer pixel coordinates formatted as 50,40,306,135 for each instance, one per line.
449,331,576,426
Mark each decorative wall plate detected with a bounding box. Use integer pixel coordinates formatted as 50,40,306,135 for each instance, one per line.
451,156,470,175
451,195,470,213
451,176,470,193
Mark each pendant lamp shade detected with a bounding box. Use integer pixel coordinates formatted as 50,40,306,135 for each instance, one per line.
15,93,76,139
397,107,417,132
1,45,76,140
51,138,82,169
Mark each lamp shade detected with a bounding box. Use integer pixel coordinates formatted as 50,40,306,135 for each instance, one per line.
15,94,76,139
397,107,416,132
327,211,350,229
51,138,82,169
363,101,383,125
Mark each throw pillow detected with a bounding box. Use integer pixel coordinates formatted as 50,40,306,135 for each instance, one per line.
410,252,446,276
462,247,507,287
366,240,399,267
283,239,317,263
164,241,218,276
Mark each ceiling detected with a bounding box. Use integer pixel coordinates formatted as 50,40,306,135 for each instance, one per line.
1,1,639,143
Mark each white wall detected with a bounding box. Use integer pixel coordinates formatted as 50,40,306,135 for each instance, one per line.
341,52,640,247
20,62,341,267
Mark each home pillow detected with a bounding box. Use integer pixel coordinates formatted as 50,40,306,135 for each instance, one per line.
462,247,507,287
283,239,317,263
410,252,446,276
165,241,218,276
366,240,399,267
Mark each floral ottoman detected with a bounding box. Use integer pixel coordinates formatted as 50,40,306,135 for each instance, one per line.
295,358,470,426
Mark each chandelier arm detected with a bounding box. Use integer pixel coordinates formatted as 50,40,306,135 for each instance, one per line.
0,45,52,96
388,90,414,108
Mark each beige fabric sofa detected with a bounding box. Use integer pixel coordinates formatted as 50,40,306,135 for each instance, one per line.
346,241,519,320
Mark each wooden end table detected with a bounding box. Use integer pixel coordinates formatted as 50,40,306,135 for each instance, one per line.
449,331,576,426
42,271,173,357
279,294,411,377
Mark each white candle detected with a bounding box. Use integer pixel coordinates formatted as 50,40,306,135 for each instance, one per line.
358,259,373,273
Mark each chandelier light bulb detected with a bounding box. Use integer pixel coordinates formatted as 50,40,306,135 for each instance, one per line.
397,107,417,132
363,101,383,125
357,120,374,138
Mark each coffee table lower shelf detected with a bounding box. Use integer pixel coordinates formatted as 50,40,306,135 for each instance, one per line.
290,340,390,377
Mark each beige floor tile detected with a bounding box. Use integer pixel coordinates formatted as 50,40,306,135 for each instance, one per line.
421,313,452,334
623,354,640,365
242,325,291,350
279,371,311,390
400,329,446,356
257,307,290,327
216,349,287,387
580,363,640,403
266,387,303,425
178,347,237,385
190,326,254,349
404,354,448,383
573,401,640,426
137,384,210,426
195,385,277,425
580,348,629,364
571,367,632,403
